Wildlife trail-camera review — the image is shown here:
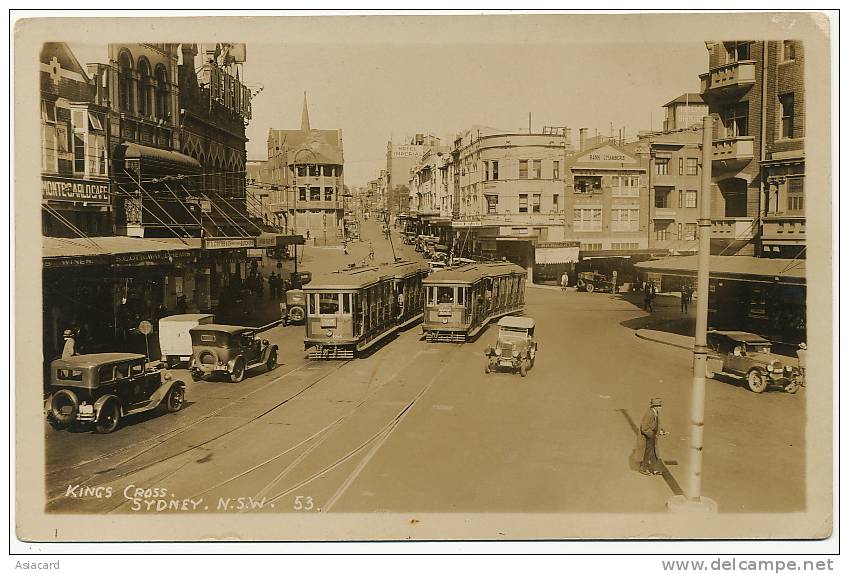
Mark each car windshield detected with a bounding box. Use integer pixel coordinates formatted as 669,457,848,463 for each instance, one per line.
746,342,771,353
500,327,528,340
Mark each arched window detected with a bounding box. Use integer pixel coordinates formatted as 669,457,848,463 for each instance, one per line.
117,50,134,113
137,58,152,118
155,65,169,120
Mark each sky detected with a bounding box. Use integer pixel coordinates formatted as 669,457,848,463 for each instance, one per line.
68,18,708,188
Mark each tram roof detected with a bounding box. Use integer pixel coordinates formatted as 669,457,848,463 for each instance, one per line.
423,262,526,284
305,260,428,290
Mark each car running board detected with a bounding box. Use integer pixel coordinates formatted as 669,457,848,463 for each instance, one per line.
246,361,268,370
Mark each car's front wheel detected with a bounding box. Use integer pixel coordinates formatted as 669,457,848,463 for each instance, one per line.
519,360,528,377
746,369,768,393
230,358,246,383
586,283,595,293
95,400,121,434
164,385,185,413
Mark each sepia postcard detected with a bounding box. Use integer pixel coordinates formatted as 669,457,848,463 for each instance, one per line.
13,11,835,545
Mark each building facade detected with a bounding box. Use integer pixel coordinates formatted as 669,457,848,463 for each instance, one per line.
385,134,439,217
266,95,345,244
662,93,709,131
700,40,805,258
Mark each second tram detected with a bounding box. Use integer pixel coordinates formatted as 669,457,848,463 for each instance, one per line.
421,262,526,342
303,261,428,359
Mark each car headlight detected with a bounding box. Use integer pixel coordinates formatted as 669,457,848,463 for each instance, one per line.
784,365,793,373
766,364,773,372
495,348,502,356
512,350,520,357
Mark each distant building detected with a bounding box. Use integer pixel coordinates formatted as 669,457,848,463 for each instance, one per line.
245,159,277,228
662,93,708,131
386,133,440,216
266,94,345,243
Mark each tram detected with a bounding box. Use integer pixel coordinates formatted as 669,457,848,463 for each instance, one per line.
303,260,428,359
422,262,526,342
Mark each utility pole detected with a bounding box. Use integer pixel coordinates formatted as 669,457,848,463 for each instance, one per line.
668,115,717,514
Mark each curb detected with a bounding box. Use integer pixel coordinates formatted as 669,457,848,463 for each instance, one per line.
634,329,693,351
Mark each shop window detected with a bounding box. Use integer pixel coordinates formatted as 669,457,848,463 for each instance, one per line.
780,93,795,139
532,160,542,179
518,160,528,179
518,194,528,213
532,193,541,213
655,158,669,175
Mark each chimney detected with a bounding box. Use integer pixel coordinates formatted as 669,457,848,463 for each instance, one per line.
579,128,588,152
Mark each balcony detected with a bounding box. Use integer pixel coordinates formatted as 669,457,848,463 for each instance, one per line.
652,207,677,220
712,136,755,171
711,217,755,240
699,60,756,98
480,211,566,226
761,214,806,244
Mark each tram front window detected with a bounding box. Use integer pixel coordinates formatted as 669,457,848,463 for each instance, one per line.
437,286,455,304
318,293,340,314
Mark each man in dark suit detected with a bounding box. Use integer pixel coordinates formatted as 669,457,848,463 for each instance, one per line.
639,397,667,475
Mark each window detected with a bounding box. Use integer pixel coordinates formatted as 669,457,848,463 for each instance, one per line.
611,208,639,231
553,194,559,212
685,190,698,208
70,108,107,177
484,161,490,181
678,157,684,176
655,222,670,241
324,187,333,201
782,40,796,62
298,187,307,201
437,286,454,304
532,193,541,213
308,165,319,177
573,207,602,231
296,165,307,177
118,51,134,113
98,365,115,383
678,190,683,209
485,194,498,214
723,102,748,137
581,242,603,251
780,93,795,139
155,65,169,120
684,223,698,241
310,187,321,201
318,293,340,314
611,242,639,250
518,194,528,213
727,41,750,62
492,161,499,180
574,175,602,193
519,160,528,179
686,158,699,176
655,158,669,175
787,178,804,213
138,59,153,117
41,101,57,173
532,160,542,179
553,161,560,180
115,363,130,379
655,188,671,208
512,227,529,236
612,175,640,197
677,223,683,240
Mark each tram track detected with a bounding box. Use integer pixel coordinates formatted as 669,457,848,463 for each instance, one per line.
45,358,352,508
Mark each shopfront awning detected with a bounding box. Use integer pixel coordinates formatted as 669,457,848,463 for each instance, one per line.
634,255,806,285
42,236,203,267
119,143,202,172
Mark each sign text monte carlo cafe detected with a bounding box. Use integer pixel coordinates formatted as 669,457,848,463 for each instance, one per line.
42,176,110,204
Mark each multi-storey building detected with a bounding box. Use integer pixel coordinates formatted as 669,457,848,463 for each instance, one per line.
266,94,345,244
662,93,709,131
700,40,805,258
40,43,112,237
562,140,650,254
408,146,453,241
386,134,439,218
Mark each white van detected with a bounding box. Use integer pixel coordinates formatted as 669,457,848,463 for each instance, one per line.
159,314,214,368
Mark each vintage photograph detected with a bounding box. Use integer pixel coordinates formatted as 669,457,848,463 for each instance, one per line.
13,12,834,543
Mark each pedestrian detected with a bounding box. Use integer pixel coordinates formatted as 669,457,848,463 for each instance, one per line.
61,329,77,359
643,282,654,312
796,342,807,386
680,283,690,314
269,272,277,299
560,271,569,290
368,241,375,261
638,398,668,476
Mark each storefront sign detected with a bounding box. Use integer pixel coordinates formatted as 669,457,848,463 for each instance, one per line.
247,248,264,258
391,145,424,159
42,176,110,204
203,237,256,250
114,249,196,265
255,234,278,248
43,255,109,268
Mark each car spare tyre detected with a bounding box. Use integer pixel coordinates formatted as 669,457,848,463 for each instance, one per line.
288,306,305,324
50,389,79,425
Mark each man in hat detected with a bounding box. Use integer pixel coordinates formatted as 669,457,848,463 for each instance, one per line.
796,343,807,386
61,329,77,359
638,398,668,475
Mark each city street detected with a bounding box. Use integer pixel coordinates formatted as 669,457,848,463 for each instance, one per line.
45,220,805,515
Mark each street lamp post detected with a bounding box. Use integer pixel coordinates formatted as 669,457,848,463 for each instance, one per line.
667,115,717,514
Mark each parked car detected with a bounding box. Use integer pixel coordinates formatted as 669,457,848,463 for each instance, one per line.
159,313,214,368
189,324,279,383
45,353,186,434
576,271,615,293
484,316,538,377
281,289,306,325
705,330,799,393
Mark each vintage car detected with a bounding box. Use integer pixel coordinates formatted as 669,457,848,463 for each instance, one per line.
484,316,538,377
189,324,279,383
281,289,306,325
706,330,799,393
45,353,186,434
576,271,615,293
158,313,214,368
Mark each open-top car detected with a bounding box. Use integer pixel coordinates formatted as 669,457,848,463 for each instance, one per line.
45,353,186,434
189,324,279,383
706,330,799,393
576,271,615,293
484,316,538,377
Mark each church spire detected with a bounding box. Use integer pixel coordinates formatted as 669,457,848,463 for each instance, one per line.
300,91,311,132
